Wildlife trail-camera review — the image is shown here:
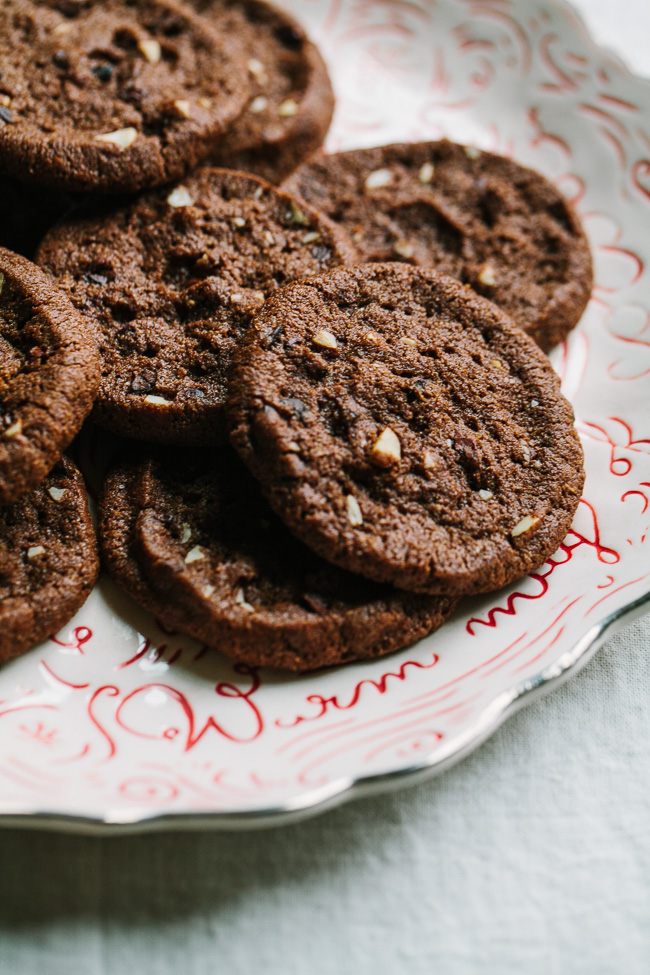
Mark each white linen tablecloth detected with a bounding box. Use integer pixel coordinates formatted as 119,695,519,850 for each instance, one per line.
1,3,649,972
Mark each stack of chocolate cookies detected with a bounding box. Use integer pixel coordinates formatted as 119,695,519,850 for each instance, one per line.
0,0,592,671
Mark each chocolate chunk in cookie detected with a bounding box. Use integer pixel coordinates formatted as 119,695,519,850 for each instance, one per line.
37,168,357,445
0,247,100,506
0,0,248,193
189,0,334,182
283,141,593,351
0,457,99,664
99,445,456,671
228,264,585,597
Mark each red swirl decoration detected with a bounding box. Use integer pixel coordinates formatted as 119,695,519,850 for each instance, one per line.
118,777,179,804
632,159,650,203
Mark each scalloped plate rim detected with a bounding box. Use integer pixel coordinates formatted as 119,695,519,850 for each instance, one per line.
1,587,648,835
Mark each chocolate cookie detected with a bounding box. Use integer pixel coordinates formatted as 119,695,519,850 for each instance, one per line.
282,141,593,351
0,247,100,506
0,457,99,664
100,446,456,671
189,0,334,182
0,0,248,193
228,264,585,597
37,168,357,445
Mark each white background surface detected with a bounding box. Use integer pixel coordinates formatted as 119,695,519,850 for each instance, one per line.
1,2,650,973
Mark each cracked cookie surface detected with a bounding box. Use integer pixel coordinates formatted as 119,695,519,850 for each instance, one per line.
100,445,456,671
37,167,357,444
283,141,593,351
228,264,585,597
0,247,100,506
0,456,99,663
0,0,248,192
190,0,334,182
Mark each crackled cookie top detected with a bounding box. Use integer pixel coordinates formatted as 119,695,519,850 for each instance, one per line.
38,168,357,444
0,0,248,192
229,264,585,597
283,141,593,351
0,247,100,506
0,456,99,663
100,446,456,671
190,0,334,182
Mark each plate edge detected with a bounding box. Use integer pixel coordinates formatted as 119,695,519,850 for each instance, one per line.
1,586,649,835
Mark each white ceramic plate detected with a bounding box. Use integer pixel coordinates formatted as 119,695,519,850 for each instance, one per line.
1,0,649,834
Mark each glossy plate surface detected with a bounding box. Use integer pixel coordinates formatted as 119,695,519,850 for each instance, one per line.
1,0,649,833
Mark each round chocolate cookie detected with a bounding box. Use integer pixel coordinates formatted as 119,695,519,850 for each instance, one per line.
37,168,358,445
100,446,456,671
228,264,585,597
0,247,101,506
0,0,248,193
189,0,334,182
282,141,593,351
0,456,99,664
